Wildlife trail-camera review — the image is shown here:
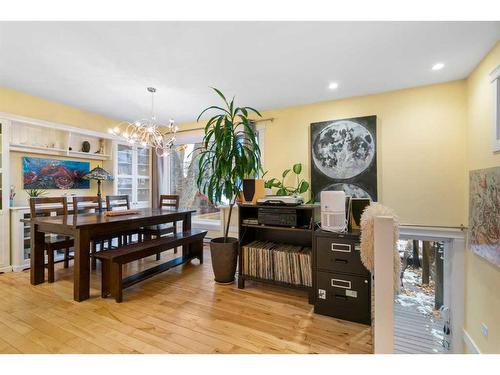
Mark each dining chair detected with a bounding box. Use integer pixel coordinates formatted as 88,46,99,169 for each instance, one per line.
106,194,130,211
29,197,74,283
141,195,180,260
105,194,140,245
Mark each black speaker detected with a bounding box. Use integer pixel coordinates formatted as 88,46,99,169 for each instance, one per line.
242,179,265,204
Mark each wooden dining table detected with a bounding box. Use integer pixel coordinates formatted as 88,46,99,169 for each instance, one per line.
30,207,196,302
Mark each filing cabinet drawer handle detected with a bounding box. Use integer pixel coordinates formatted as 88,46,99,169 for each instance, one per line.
331,278,351,289
331,243,352,253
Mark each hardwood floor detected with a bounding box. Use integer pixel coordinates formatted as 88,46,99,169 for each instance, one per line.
0,247,372,354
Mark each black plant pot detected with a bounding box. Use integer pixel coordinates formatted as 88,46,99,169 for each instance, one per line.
209,237,239,283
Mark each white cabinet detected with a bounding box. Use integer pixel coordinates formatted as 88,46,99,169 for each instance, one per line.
113,142,151,207
10,207,30,271
0,119,11,272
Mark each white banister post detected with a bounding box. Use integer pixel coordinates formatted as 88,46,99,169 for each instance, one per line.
374,215,395,354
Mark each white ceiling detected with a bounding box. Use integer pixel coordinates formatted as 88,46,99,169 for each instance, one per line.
0,21,499,125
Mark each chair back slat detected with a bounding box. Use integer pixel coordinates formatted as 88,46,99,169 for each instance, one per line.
72,196,103,214
106,195,131,211
29,197,68,219
159,195,179,209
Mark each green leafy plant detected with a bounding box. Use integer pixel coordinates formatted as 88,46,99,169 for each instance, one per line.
25,188,46,198
196,88,262,240
263,163,311,198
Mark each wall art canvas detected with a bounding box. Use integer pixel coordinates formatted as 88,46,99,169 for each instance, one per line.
469,166,500,267
22,157,90,189
310,115,377,202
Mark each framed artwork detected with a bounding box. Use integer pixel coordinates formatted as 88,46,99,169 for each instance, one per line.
22,157,90,189
310,115,377,202
469,166,500,267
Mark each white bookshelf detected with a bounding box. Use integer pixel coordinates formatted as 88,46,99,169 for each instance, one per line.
7,115,113,161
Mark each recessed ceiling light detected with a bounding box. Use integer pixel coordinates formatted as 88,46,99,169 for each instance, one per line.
432,63,445,71
328,82,339,90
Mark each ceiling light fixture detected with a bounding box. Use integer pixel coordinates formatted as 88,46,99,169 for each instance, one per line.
328,82,339,90
432,63,445,71
108,87,178,157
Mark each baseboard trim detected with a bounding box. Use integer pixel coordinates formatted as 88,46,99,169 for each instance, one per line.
463,329,481,354
0,265,12,273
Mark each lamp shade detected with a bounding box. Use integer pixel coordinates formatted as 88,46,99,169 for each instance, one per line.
82,166,113,181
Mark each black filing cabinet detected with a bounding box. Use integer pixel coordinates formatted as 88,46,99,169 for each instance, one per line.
313,229,371,325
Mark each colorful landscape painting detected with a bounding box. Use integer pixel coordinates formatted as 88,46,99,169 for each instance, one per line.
469,166,500,267
22,157,90,190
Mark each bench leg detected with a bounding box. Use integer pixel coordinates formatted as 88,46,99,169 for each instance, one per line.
64,248,70,268
47,247,55,283
101,260,111,298
197,240,203,264
156,252,161,261
110,262,123,303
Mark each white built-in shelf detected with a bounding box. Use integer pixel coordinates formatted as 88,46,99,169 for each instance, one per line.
5,114,117,161
9,143,111,161
68,150,111,160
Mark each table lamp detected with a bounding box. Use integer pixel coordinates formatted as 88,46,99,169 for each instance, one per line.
82,166,113,213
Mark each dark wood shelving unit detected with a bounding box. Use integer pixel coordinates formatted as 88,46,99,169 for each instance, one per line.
241,223,312,232
237,203,320,303
240,274,311,290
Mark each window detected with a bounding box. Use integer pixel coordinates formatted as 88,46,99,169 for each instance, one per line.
490,64,500,153
165,122,266,229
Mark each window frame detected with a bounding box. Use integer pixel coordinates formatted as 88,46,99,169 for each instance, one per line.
489,64,500,153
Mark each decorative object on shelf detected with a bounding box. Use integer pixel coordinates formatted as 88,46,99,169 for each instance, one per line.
262,163,312,202
197,88,262,283
108,87,178,157
25,188,47,198
81,141,91,153
82,165,113,213
9,185,16,207
310,115,377,202
96,139,105,154
241,178,266,204
469,166,500,266
22,157,90,190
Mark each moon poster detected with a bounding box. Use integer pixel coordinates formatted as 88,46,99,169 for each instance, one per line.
310,115,377,202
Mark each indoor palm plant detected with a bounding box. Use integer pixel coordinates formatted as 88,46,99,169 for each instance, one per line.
197,88,262,283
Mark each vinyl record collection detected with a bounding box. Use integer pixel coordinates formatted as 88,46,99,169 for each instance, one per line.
241,241,312,286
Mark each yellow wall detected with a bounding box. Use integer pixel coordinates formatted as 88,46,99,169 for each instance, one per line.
0,86,118,133
464,42,500,353
0,86,121,201
183,80,468,226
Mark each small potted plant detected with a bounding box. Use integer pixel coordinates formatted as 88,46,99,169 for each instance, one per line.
197,88,262,283
264,163,312,201
26,188,47,199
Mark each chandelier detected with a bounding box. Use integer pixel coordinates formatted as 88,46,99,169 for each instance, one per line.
108,87,178,156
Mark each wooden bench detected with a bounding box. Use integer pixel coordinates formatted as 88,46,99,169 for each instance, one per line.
95,229,207,302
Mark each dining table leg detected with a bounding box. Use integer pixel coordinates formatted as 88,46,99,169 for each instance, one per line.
73,229,91,301
30,223,46,285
